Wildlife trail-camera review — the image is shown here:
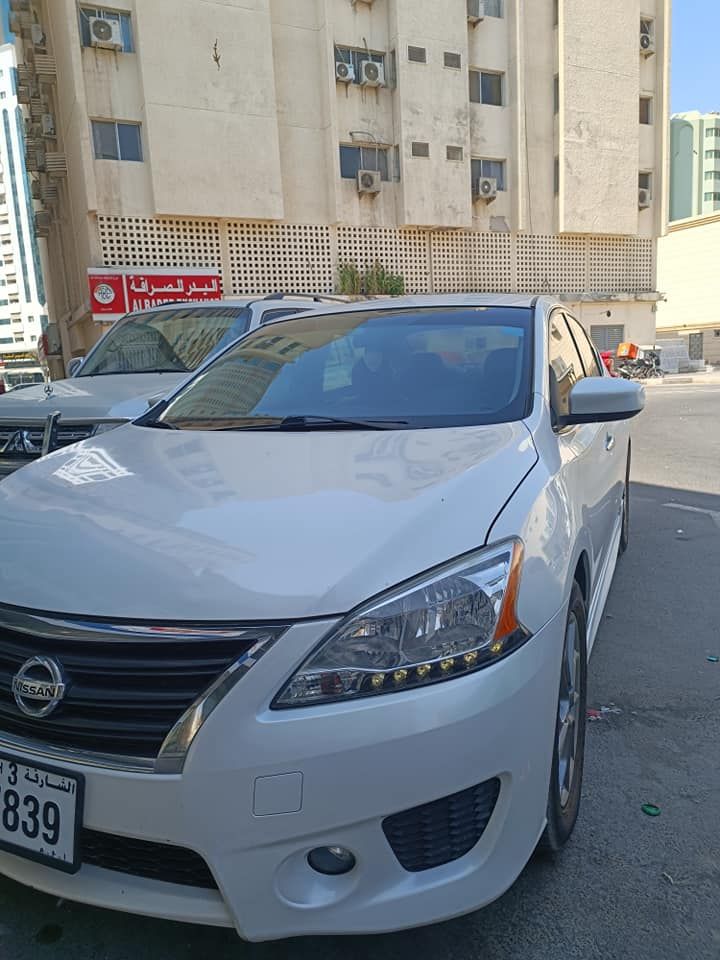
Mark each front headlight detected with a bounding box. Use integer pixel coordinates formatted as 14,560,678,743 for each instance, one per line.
273,539,529,708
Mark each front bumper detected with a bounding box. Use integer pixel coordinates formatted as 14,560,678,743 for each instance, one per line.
0,608,566,941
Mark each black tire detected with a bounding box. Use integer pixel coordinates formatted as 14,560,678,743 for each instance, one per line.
538,581,588,854
618,445,631,555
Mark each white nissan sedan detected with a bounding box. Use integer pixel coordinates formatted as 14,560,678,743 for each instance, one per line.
0,295,643,941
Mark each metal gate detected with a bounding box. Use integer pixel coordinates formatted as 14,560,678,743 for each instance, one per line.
688,332,704,361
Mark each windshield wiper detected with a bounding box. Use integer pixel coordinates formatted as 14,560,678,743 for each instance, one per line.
241,415,408,431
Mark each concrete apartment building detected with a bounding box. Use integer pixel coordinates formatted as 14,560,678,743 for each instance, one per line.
669,111,720,222
9,0,670,365
0,41,47,387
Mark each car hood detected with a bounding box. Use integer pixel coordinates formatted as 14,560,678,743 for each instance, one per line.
0,422,537,621
0,373,186,421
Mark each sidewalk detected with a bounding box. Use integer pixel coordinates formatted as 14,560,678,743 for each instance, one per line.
645,369,720,386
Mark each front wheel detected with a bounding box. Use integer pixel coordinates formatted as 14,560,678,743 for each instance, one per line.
538,582,588,853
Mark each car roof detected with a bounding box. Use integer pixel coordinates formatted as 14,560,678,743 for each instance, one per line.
137,295,348,315
264,293,555,319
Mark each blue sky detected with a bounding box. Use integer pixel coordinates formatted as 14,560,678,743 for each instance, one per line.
673,1,719,114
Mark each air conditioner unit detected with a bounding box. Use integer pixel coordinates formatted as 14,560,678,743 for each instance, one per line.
35,211,51,230
640,32,655,56
638,188,651,209
31,23,47,48
472,177,497,202
88,16,123,50
41,113,55,137
335,61,355,83
359,60,384,87
357,169,381,195
467,0,486,24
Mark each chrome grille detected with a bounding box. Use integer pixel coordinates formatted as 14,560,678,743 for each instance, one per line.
0,607,285,765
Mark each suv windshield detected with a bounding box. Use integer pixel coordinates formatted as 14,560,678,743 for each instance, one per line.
78,306,252,377
156,306,533,430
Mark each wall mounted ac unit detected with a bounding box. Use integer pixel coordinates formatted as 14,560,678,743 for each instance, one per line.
640,32,655,56
41,113,55,137
30,23,47,48
357,170,381,195
335,61,355,83
359,60,384,86
638,188,651,209
472,177,497,201
88,16,123,49
467,0,486,24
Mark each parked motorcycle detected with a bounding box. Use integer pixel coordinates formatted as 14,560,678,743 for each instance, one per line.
615,348,663,380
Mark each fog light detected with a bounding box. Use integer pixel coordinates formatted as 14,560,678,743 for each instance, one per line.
307,846,356,876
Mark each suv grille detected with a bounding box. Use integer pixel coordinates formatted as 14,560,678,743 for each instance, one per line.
0,423,96,476
0,613,276,759
382,778,501,872
81,829,217,889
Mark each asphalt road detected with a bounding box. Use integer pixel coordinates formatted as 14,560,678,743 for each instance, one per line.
1,383,719,960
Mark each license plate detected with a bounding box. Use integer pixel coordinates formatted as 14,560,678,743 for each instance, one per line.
0,753,84,873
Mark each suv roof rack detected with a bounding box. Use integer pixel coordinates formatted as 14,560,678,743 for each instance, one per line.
261,292,349,303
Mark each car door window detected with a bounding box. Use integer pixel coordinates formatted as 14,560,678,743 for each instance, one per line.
565,315,603,377
260,308,306,325
549,313,584,422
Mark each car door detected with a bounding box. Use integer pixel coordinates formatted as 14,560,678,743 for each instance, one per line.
565,312,627,555
548,311,618,592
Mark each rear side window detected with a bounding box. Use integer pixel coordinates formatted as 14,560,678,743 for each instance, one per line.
566,315,602,377
260,308,306,325
548,313,584,421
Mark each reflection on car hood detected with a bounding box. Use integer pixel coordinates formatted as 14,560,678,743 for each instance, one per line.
0,422,538,620
0,373,186,421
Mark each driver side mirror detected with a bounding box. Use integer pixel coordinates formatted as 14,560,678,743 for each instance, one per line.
560,377,645,426
66,356,85,378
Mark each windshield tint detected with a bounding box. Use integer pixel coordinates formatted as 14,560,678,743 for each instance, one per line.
157,306,533,430
78,306,252,376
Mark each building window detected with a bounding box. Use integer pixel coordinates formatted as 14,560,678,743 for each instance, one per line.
79,7,134,52
704,192,720,202
393,145,401,181
408,45,427,63
471,157,506,191
388,49,397,87
444,52,462,69
0,317,9,326
704,170,720,181
0,337,12,344
553,0,559,26
554,156,560,194
484,0,503,16
335,47,385,85
469,70,504,106
553,75,559,114
411,141,430,158
446,145,463,161
91,120,143,161
339,144,389,181
30,335,36,342
591,324,625,354
13,334,23,343
639,96,653,125
639,171,652,193
706,128,720,138
705,149,720,159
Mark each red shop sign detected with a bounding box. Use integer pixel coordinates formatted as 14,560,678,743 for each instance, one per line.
88,268,223,323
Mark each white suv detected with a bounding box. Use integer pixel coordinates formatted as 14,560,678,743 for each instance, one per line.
0,295,643,941
0,295,337,478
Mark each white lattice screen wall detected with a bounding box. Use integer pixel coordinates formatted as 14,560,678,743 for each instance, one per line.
227,223,332,295
336,227,431,293
96,217,654,296
97,217,221,268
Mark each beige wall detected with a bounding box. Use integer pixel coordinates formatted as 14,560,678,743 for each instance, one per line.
657,216,720,333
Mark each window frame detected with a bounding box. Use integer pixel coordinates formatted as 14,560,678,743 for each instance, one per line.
446,145,464,162
91,119,143,162
407,45,427,64
471,157,507,192
443,51,462,69
411,141,430,158
334,46,386,86
339,143,390,181
79,6,134,53
639,95,653,125
469,69,504,107
565,313,603,378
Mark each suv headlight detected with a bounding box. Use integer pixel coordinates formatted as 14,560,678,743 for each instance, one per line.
273,539,529,708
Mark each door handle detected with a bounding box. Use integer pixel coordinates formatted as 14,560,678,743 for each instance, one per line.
605,433,615,452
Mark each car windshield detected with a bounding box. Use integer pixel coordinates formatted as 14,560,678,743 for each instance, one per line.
155,306,533,430
78,306,252,377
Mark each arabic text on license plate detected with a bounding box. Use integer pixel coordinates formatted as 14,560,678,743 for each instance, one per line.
0,753,83,873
